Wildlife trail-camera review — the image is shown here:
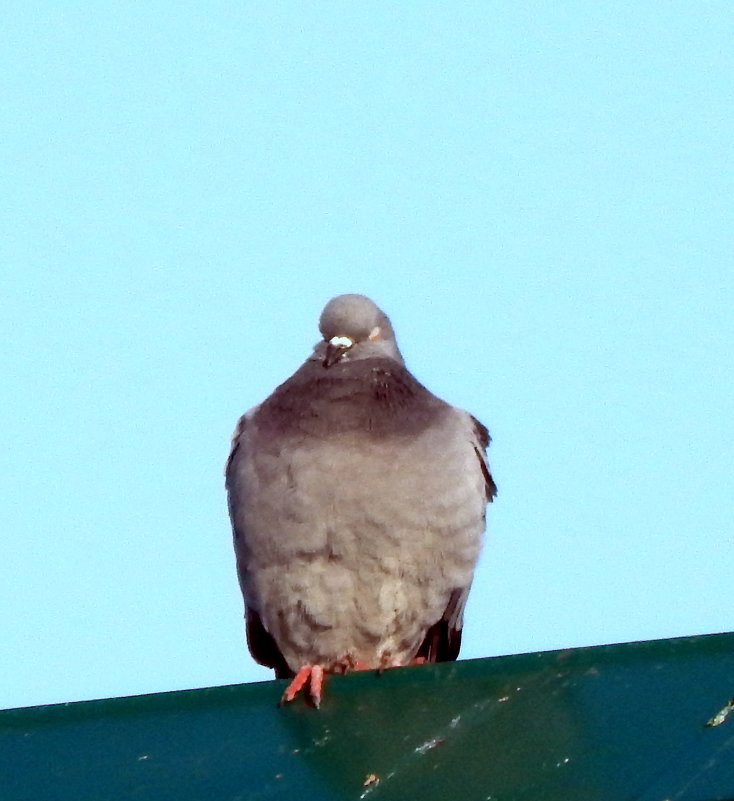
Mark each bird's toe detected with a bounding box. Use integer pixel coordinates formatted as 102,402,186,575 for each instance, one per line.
280,664,325,708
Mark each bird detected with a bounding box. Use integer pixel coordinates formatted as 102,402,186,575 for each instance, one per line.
225,293,496,706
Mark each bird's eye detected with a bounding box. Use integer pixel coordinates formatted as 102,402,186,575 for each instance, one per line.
329,335,354,348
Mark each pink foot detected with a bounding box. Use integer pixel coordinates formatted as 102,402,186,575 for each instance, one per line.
380,654,427,671
281,664,325,708
333,654,371,673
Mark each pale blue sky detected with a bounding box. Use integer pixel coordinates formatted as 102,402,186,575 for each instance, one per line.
2,3,732,710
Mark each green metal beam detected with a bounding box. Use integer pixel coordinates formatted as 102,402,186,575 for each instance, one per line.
3,632,734,800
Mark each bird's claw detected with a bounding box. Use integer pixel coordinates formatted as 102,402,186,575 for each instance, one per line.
281,664,324,708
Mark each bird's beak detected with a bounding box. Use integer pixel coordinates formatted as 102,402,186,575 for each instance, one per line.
323,336,353,368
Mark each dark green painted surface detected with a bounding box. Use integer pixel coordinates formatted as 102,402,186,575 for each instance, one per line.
3,633,734,800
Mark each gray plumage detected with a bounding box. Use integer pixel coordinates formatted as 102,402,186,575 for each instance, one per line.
226,294,496,683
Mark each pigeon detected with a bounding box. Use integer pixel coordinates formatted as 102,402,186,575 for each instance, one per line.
225,294,496,706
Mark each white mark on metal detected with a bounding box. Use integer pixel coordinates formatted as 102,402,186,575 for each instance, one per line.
706,698,734,727
415,736,445,755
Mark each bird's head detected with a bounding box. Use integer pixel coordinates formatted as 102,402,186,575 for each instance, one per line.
317,294,404,368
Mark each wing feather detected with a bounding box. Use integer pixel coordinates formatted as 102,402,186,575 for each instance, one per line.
416,415,496,663
226,411,293,676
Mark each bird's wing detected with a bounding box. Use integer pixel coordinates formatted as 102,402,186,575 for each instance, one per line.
245,606,293,679
224,412,248,512
471,415,498,503
226,410,294,678
415,586,468,662
416,413,496,663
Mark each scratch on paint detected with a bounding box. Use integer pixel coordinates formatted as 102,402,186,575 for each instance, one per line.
414,736,446,754
357,695,505,795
